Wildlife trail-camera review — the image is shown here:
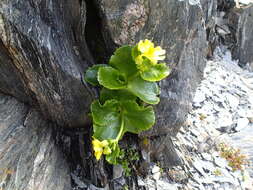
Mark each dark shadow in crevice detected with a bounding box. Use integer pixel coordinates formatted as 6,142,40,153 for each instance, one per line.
84,0,113,65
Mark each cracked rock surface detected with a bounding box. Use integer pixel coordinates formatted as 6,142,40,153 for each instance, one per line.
0,94,71,190
136,48,253,190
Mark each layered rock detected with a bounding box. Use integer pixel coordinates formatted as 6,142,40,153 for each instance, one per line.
230,5,253,66
0,94,71,190
0,0,224,188
94,0,208,137
0,0,94,127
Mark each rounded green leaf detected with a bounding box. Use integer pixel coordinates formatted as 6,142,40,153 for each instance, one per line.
91,100,121,140
100,88,136,103
91,99,155,141
127,76,160,104
141,63,171,82
84,64,108,86
121,101,155,134
131,45,140,61
91,100,120,126
98,67,127,89
109,46,138,77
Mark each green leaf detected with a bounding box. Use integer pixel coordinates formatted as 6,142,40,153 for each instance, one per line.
98,66,127,89
106,143,120,164
98,67,160,104
128,76,160,104
91,99,155,140
121,101,155,134
100,88,136,103
84,64,108,86
91,100,121,140
141,63,171,82
91,99,119,125
109,46,138,77
131,45,140,61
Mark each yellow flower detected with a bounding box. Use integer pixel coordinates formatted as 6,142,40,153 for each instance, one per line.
92,138,112,160
136,39,166,65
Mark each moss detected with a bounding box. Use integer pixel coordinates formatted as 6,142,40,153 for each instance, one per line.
117,148,140,176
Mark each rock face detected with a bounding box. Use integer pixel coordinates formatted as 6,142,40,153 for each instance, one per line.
0,0,94,127
0,0,222,188
94,0,208,137
0,0,212,134
230,5,253,66
234,6,253,64
0,94,71,190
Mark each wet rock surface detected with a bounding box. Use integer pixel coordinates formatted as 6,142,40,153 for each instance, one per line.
0,94,71,190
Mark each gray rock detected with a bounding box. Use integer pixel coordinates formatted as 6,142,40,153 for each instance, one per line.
94,0,208,137
151,166,160,174
193,91,206,104
236,117,249,131
201,153,213,161
0,0,94,127
193,160,208,177
230,5,253,66
113,165,124,179
214,157,228,168
225,93,239,110
0,94,71,190
71,174,87,189
156,180,178,190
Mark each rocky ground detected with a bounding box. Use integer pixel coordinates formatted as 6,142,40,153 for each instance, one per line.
136,47,253,190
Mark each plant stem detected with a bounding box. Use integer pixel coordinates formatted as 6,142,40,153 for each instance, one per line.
116,115,124,141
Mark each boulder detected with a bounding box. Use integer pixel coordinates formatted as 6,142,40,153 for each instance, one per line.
0,93,71,190
93,0,208,137
0,0,219,181
229,5,253,66
0,0,95,127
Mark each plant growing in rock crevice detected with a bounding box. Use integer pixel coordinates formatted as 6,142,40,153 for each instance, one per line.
85,39,170,164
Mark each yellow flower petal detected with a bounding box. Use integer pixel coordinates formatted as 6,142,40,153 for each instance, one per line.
95,150,103,160
154,46,166,56
101,140,109,147
92,138,112,160
138,39,154,53
92,138,106,160
103,146,112,155
92,139,101,146
135,40,166,65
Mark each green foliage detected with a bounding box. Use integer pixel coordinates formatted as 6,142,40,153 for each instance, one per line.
140,60,171,82
84,39,170,164
117,148,140,176
84,64,108,86
92,99,155,140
